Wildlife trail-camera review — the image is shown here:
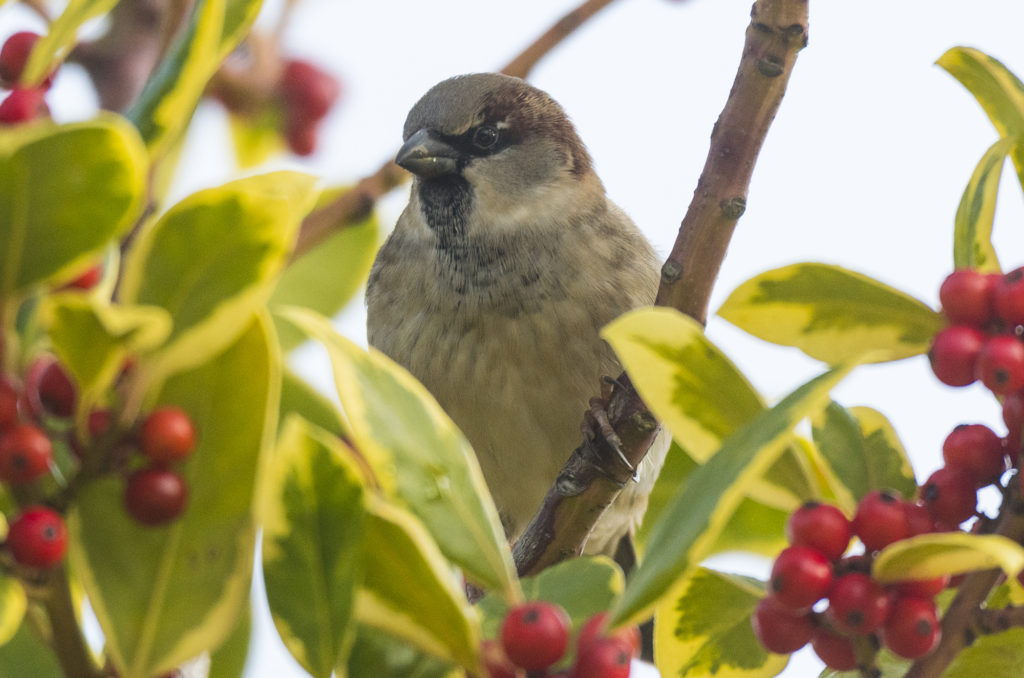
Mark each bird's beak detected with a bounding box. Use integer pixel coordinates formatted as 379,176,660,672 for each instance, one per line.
396,128,459,179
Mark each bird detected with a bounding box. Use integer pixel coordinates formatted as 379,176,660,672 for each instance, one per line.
366,73,668,557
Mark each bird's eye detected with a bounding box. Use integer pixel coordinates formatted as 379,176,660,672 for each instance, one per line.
472,124,499,150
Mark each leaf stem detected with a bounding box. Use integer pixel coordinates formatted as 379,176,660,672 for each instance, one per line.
43,564,104,678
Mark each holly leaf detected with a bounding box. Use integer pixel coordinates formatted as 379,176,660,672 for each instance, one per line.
654,569,787,678
938,47,1024,182
874,533,1024,589
602,336,856,626
944,628,1024,678
21,0,120,86
280,308,519,602
262,416,365,678
0,571,25,646
0,117,147,298
954,136,1013,273
812,402,916,509
70,315,278,678
345,627,458,678
120,171,317,384
718,263,943,364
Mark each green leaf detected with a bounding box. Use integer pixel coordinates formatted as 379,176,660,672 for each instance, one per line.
345,627,458,678
718,263,943,364
127,0,261,159
954,136,1013,272
821,649,910,678
812,402,916,508
271,206,379,351
22,0,120,86
70,315,278,678
263,415,365,678
42,294,172,421
358,498,480,670
0,117,147,297
874,533,1024,585
944,628,1024,677
937,47,1024,180
207,602,251,678
121,171,317,383
280,368,345,438
0,619,62,677
228,108,286,169
606,360,856,627
0,572,25,646
280,308,519,602
654,569,787,678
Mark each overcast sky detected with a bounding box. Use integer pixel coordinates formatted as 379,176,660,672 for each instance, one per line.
4,1,1024,676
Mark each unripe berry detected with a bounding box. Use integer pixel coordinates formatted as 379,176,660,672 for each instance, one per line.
750,598,814,654
810,626,857,671
939,269,997,326
942,424,1005,485
993,267,1024,327
826,572,892,634
570,635,633,678
124,467,189,526
0,424,52,484
786,501,851,561
6,506,67,568
852,490,908,552
768,545,832,611
500,601,570,671
0,31,39,85
921,467,977,525
976,335,1024,395
139,406,197,463
928,325,984,386
882,596,940,659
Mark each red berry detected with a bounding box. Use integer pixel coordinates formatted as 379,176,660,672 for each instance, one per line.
285,118,319,156
826,572,892,634
6,506,67,568
786,501,851,561
139,406,197,463
942,424,1005,485
939,270,997,326
65,264,103,290
976,335,1024,395
750,598,814,654
575,612,640,661
891,575,950,598
124,467,188,526
570,635,632,678
34,360,76,418
921,467,977,525
0,31,39,85
280,59,340,122
928,325,984,386
768,545,833,611
852,490,908,552
0,424,52,484
0,378,18,431
500,601,570,671
993,267,1024,327
0,87,45,124
882,596,940,659
904,501,937,537
810,627,857,671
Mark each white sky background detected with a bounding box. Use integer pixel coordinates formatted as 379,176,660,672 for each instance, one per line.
4,0,1024,676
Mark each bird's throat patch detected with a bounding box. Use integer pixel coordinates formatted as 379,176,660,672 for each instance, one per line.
419,176,472,251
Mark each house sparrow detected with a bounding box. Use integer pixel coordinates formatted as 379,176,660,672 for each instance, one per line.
366,73,667,556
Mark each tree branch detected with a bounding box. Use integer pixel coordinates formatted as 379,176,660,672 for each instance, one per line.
291,0,624,258
514,0,809,576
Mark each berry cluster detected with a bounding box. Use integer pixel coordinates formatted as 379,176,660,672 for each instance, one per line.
1,353,198,571
753,499,942,669
0,31,52,125
484,602,639,677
